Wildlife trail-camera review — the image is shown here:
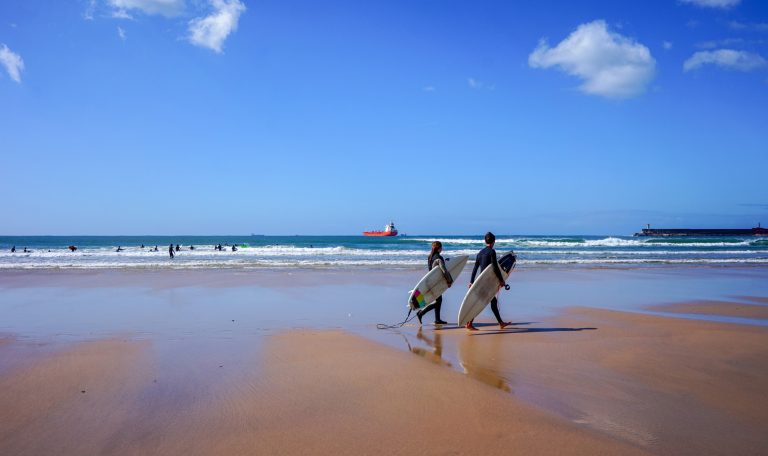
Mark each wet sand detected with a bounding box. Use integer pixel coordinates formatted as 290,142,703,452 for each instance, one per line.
1,268,767,455
0,332,645,455
649,299,768,319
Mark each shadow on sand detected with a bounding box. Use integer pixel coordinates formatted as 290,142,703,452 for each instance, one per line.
470,326,597,336
430,322,597,335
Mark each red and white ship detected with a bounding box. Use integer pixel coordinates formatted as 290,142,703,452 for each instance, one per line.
363,222,398,237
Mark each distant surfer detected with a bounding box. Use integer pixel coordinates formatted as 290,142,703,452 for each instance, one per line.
232,245,237,252
116,246,124,252
190,245,195,250
68,245,77,252
169,244,175,259
416,241,451,325
175,244,180,252
466,232,511,331
11,246,15,253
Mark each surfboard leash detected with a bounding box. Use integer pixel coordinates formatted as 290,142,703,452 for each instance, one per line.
376,308,418,330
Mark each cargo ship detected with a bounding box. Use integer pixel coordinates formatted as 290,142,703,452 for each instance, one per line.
363,222,398,237
634,223,767,237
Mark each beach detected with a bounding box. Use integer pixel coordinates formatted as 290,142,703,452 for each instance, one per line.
1,267,767,455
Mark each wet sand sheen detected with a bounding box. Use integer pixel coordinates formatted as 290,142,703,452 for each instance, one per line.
0,332,646,455
2,309,767,455
1,269,767,455
374,307,768,455
648,300,768,319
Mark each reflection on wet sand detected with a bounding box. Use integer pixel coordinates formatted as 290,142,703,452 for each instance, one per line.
399,327,517,393
457,331,512,392
397,323,596,395
402,328,452,368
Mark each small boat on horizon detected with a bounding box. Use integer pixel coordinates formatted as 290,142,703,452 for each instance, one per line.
363,222,398,237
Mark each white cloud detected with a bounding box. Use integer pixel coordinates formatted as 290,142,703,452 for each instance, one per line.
528,20,656,99
188,0,245,53
684,49,767,71
663,41,673,50
84,0,97,20
0,43,24,83
467,78,494,90
696,38,745,49
118,26,127,41
729,21,768,32
108,0,185,18
680,0,741,8
112,9,134,19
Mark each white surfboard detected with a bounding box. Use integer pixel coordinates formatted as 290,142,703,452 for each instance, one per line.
457,252,517,326
408,255,469,311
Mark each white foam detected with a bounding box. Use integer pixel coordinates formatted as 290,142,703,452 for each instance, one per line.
1,237,765,270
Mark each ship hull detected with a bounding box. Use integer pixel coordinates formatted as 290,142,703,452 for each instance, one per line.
635,227,767,237
363,231,398,237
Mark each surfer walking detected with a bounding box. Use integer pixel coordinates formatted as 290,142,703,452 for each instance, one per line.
466,232,511,331
169,243,175,259
417,241,451,325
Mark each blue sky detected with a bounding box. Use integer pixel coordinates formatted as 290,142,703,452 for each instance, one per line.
1,0,767,235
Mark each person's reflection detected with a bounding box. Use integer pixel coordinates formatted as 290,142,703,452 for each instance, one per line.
458,332,511,392
407,328,451,367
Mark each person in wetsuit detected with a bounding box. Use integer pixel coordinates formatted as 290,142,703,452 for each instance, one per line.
169,243,175,259
11,246,15,253
466,232,511,331
416,241,451,325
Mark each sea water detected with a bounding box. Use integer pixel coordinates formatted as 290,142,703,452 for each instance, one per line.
1,235,767,269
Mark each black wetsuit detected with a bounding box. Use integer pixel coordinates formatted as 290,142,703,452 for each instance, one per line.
469,246,505,324
418,253,453,323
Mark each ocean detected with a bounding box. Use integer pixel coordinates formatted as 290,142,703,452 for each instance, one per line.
1,235,767,270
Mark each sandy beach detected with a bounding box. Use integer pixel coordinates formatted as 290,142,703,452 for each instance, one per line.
1,268,767,455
